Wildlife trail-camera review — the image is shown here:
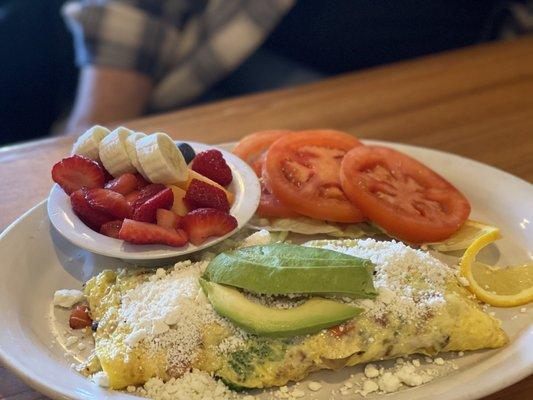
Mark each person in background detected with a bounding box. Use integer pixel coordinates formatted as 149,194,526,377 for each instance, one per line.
1,1,531,145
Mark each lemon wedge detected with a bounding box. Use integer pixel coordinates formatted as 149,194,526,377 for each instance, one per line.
428,220,500,251
459,223,533,307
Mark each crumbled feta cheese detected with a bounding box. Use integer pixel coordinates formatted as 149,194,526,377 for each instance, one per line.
53,289,84,308
412,359,421,367
125,329,147,347
434,357,445,366
364,364,380,378
91,371,109,388
65,336,78,347
361,379,379,395
378,372,401,393
291,388,305,398
126,385,136,393
520,307,527,313
308,381,322,391
458,351,464,357
396,364,424,386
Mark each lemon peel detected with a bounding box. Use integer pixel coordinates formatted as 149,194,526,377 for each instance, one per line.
459,224,533,307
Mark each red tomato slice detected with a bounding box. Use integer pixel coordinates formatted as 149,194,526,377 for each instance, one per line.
265,130,365,223
234,130,299,218
232,130,293,174
257,157,301,218
340,145,471,243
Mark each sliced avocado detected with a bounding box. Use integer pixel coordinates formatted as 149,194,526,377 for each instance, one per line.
204,243,376,298
200,279,362,337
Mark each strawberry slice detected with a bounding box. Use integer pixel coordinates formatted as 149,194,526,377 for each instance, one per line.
131,183,166,209
99,220,123,239
70,188,113,230
156,209,181,229
97,162,114,183
104,173,138,195
52,155,105,195
69,305,93,329
125,190,140,208
133,187,174,223
191,149,233,186
184,179,230,212
180,208,237,245
134,173,149,189
119,219,188,247
85,188,132,219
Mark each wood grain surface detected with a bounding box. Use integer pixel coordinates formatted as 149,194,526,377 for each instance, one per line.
0,36,532,400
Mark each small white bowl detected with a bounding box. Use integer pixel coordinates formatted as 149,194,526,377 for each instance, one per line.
47,141,260,263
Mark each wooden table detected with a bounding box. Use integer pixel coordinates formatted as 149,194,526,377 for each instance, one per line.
1,36,532,400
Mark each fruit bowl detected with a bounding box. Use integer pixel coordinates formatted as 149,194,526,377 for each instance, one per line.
47,142,260,263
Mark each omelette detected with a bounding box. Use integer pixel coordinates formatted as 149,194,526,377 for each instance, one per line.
79,236,508,390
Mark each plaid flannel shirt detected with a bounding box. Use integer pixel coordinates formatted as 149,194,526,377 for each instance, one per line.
63,0,295,111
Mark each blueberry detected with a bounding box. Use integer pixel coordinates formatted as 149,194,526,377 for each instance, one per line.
177,142,196,164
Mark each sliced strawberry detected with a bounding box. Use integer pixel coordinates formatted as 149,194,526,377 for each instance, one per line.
183,179,230,212
119,219,188,247
99,220,123,239
52,155,105,195
85,188,132,219
104,173,138,195
156,209,181,229
133,187,173,223
125,190,141,208
134,173,149,189
70,188,113,230
180,208,237,246
191,149,233,186
97,161,114,183
69,305,93,329
131,183,166,209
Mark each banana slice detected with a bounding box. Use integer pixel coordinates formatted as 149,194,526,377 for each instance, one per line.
136,132,189,184
124,132,147,178
71,125,110,160
99,127,137,177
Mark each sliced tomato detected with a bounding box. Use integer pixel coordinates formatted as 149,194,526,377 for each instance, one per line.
232,130,292,174
265,130,365,223
257,156,300,218
340,145,471,243
234,130,299,218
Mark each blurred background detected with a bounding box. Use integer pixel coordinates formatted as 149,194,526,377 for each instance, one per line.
1,0,531,146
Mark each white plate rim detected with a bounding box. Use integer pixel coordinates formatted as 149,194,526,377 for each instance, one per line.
0,140,531,400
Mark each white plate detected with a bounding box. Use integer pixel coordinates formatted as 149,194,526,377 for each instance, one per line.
0,141,532,400
47,142,260,263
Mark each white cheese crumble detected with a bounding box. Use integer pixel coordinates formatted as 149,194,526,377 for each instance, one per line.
135,369,237,400
361,379,379,395
364,364,380,378
53,289,84,308
91,371,110,388
65,336,78,347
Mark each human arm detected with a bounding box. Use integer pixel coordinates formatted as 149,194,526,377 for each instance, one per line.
63,66,152,136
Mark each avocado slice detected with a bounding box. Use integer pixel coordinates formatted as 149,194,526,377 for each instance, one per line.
200,279,362,337
204,243,376,298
